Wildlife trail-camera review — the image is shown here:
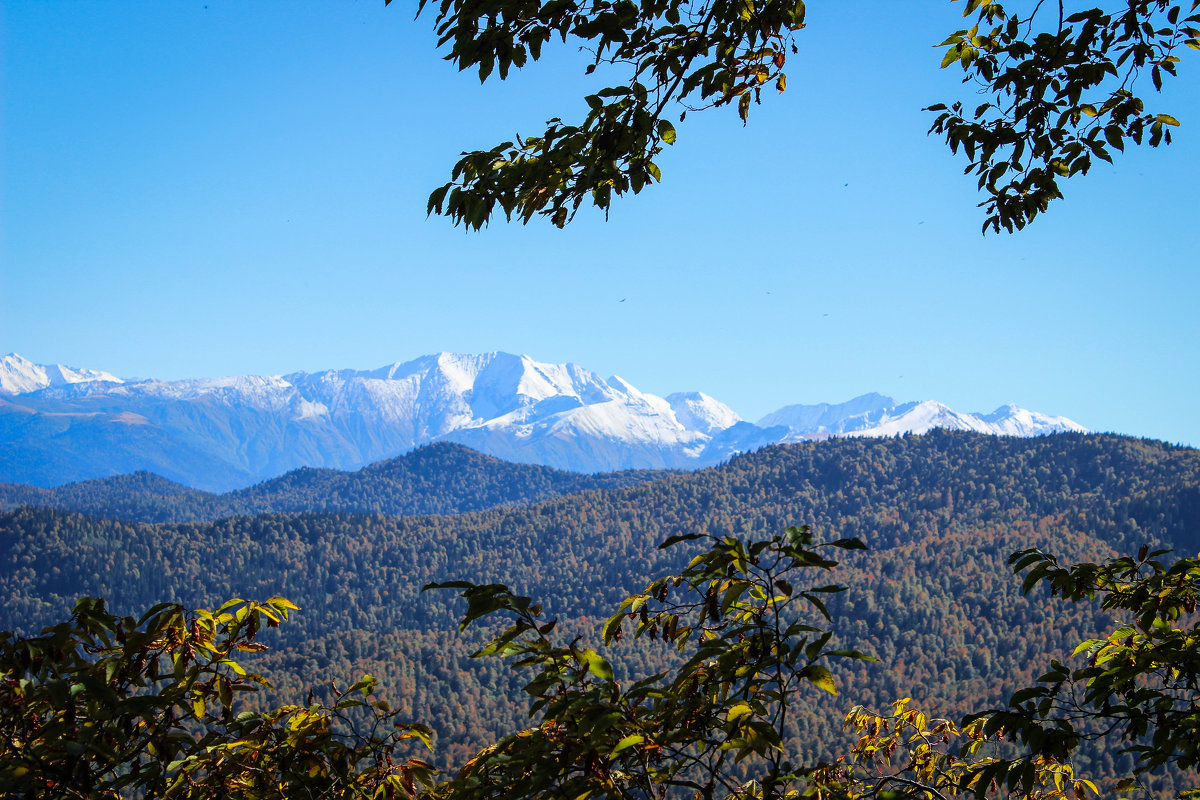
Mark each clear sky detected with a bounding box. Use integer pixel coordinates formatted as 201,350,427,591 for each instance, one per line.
2,1,1197,445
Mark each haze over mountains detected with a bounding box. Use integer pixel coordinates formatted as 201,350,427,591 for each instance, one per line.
0,352,1086,490
0,443,668,523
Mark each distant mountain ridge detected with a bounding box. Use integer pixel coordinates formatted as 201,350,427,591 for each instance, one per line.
0,442,670,523
0,352,1086,490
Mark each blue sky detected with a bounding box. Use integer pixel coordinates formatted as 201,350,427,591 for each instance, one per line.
2,1,1198,444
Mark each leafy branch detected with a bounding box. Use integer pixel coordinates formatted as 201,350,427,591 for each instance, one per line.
400,0,807,228
424,526,874,800
928,0,1199,233
0,596,436,799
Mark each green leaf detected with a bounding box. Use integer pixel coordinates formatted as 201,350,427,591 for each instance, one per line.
657,120,677,145
427,185,450,216
581,649,614,681
602,614,624,643
827,537,868,551
422,580,475,591
347,675,379,696
659,533,704,548
610,734,644,756
805,631,833,661
824,648,877,662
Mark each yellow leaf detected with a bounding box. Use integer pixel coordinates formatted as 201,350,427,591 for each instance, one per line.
727,703,754,723
803,665,837,695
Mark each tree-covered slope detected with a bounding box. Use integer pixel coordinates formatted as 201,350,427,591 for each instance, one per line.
1,431,1196,789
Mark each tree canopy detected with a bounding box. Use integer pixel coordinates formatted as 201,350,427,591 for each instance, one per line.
5,526,1197,798
0,597,436,799
398,0,1198,233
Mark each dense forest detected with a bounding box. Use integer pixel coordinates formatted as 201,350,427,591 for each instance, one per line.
2,431,1197,792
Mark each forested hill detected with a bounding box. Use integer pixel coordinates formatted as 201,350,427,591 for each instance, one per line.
5,431,1195,632
0,442,671,523
1,431,1197,791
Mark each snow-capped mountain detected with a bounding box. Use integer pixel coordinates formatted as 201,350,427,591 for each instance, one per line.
0,352,1086,491
0,353,123,395
758,395,1087,440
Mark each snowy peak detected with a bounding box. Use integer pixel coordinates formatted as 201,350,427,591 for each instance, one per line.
666,392,742,434
286,352,642,437
758,394,1084,440
978,404,1088,436
0,353,124,395
464,353,616,419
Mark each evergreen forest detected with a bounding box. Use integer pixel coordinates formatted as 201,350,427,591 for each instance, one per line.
2,431,1198,795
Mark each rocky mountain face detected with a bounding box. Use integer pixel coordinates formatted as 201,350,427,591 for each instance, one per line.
0,352,1086,490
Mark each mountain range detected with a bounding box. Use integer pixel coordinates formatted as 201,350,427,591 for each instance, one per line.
0,352,1086,491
